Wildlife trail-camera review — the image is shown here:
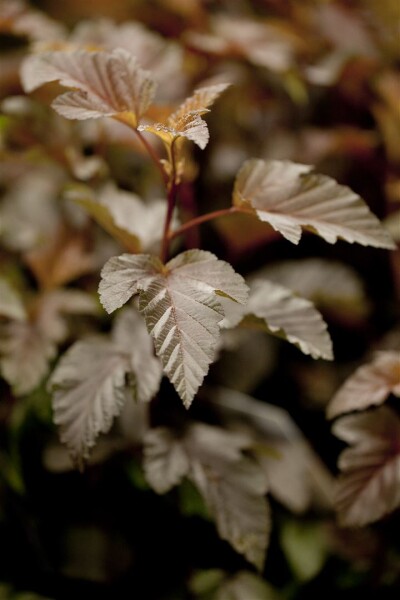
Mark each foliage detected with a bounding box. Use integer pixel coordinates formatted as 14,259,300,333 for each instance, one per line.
0,0,399,598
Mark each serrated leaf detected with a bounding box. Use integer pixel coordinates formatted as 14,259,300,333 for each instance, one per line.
138,83,229,149
50,307,161,468
99,250,248,407
327,351,400,419
111,308,163,405
243,279,333,360
143,428,190,493
233,159,395,249
50,339,132,468
186,424,270,570
0,279,26,321
333,406,400,526
21,48,157,126
143,423,270,569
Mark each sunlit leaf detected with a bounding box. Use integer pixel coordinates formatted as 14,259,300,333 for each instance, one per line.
50,308,161,468
233,159,395,249
242,279,333,360
21,48,157,126
333,406,400,526
327,352,400,419
99,250,248,407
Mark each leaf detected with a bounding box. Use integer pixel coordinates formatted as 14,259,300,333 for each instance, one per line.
21,48,157,127
233,159,395,249
215,571,280,600
99,250,248,407
327,351,400,419
143,428,190,493
333,406,400,526
143,423,270,569
211,388,334,513
138,83,229,149
280,520,329,582
0,279,26,321
259,258,369,320
0,320,56,395
50,307,162,467
68,183,169,253
0,289,99,396
243,279,333,360
187,15,295,72
70,18,186,102
186,424,270,570
111,308,163,405
50,339,132,469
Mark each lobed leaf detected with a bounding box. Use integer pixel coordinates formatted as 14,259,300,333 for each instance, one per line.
99,250,248,407
143,423,270,569
187,424,270,570
233,159,395,249
327,351,400,419
333,406,400,526
21,48,157,126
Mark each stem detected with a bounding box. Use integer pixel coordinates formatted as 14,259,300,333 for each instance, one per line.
134,129,169,185
167,206,248,241
160,140,178,263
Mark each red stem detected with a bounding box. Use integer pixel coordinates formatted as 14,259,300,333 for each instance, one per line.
160,140,178,263
167,205,250,241
135,129,169,185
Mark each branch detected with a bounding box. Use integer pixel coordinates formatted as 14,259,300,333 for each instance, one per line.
167,206,253,241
